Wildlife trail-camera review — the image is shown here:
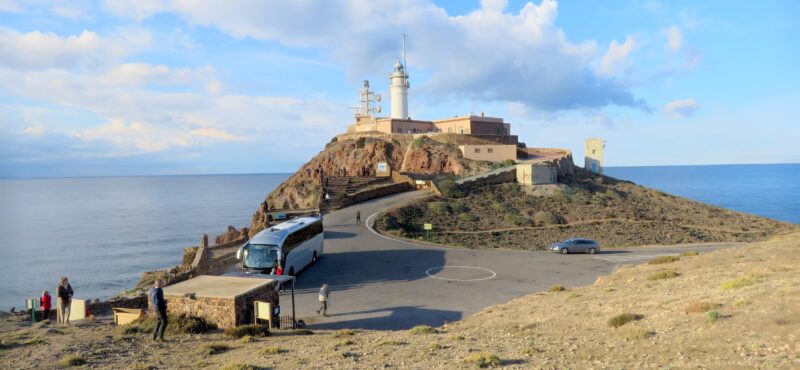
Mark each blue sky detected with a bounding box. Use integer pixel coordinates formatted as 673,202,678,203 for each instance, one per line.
0,0,798,178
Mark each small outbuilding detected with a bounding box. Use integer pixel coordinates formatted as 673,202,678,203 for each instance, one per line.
161,275,279,328
516,163,557,185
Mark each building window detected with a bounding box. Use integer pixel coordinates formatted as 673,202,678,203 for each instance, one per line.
487,148,494,153
474,148,480,153
592,150,596,154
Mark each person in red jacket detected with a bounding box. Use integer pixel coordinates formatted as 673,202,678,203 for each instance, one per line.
40,290,51,322
275,265,284,275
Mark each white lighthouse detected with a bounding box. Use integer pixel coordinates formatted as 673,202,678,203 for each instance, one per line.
389,35,410,119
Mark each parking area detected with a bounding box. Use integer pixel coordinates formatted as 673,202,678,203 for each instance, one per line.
229,191,731,330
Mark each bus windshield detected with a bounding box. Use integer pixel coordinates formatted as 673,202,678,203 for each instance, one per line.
243,244,280,270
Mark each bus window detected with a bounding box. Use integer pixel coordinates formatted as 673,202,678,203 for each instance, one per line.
244,244,280,270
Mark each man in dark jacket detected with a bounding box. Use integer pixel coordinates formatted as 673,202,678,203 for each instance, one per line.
150,279,168,342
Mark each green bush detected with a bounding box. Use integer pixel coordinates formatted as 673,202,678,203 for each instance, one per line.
552,189,571,203
182,246,199,267
427,201,451,215
458,213,478,222
503,214,530,226
707,310,721,323
533,211,559,225
224,324,268,339
330,137,338,143
260,346,284,355
437,180,463,198
59,355,86,367
464,352,502,368
548,285,566,292
499,182,519,193
590,194,607,207
378,214,399,230
411,137,425,149
355,137,366,149
491,202,508,213
221,364,258,370
720,274,763,290
452,203,470,213
607,313,643,328
501,159,516,167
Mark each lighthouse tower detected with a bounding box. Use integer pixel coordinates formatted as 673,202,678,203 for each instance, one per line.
389,35,409,119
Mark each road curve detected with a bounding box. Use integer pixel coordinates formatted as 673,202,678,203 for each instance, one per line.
262,190,732,330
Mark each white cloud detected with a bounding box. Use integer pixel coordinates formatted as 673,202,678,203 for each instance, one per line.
0,27,150,70
664,26,683,52
98,63,211,86
597,36,636,76
664,98,700,119
102,0,167,21
104,0,647,112
23,126,46,136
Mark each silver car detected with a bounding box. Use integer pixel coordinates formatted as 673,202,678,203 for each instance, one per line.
550,238,600,254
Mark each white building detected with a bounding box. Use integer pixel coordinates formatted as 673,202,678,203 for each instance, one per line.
389,60,409,119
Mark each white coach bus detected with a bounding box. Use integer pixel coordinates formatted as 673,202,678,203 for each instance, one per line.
236,216,323,276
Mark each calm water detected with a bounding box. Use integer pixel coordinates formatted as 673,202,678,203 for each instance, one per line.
0,164,797,311
605,164,800,224
0,174,289,311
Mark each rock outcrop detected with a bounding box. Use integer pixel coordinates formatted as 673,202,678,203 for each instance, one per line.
250,133,498,233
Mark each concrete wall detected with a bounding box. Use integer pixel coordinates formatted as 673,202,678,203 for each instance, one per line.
340,181,411,208
516,164,557,185
458,144,517,162
378,118,437,134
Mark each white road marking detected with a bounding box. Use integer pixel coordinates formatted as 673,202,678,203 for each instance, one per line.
425,266,497,282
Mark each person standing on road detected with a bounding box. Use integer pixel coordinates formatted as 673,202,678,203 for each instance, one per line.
150,279,168,342
56,277,73,325
355,210,361,225
316,284,329,316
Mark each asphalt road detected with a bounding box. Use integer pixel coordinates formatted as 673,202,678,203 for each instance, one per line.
232,191,738,331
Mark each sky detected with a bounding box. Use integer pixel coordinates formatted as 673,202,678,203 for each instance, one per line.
0,0,798,178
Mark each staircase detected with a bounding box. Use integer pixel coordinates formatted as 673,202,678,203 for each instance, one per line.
320,176,389,213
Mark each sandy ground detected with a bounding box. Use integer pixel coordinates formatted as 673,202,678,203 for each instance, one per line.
1,231,798,369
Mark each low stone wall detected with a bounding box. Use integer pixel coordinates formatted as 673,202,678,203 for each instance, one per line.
341,181,411,208
457,167,516,190
88,295,148,316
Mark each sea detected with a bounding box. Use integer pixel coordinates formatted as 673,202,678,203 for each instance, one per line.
0,164,797,311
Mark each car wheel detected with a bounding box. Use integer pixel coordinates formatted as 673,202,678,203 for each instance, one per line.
561,248,569,255
588,248,597,254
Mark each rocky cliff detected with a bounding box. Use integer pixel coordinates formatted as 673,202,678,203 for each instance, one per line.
250,133,498,233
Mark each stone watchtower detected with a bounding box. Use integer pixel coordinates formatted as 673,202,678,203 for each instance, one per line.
584,138,605,174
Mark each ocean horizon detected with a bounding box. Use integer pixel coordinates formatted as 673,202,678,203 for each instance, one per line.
0,163,797,311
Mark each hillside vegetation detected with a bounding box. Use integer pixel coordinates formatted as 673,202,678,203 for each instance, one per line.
2,233,797,369
376,171,796,249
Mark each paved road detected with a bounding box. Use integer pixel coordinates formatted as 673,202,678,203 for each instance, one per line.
233,191,736,330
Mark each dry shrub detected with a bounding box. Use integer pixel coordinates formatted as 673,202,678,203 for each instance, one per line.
607,313,643,328
621,328,656,340
333,329,356,338
464,352,502,368
221,364,258,370
648,255,680,265
379,339,407,346
680,250,700,256
260,346,284,355
59,355,86,367
408,325,437,334
548,285,566,292
196,343,230,356
224,324,268,339
647,269,680,281
720,274,764,290
684,301,722,314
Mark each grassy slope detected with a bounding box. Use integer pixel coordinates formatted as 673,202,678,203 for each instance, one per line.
377,171,796,249
2,233,798,369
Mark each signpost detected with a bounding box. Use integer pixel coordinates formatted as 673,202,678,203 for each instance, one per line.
424,223,432,241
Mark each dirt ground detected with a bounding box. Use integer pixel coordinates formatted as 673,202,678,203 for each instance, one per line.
1,232,797,369
377,172,797,249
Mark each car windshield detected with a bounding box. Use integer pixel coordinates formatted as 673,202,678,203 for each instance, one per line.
243,244,280,269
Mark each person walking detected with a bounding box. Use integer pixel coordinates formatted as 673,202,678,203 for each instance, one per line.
355,210,361,225
150,279,168,342
316,284,329,316
56,277,73,325
40,290,51,322
324,192,330,204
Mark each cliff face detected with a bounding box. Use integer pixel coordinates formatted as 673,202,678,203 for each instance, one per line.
250,134,495,233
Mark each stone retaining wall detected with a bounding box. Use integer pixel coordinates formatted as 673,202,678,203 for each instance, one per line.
163,282,279,328
340,182,411,208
